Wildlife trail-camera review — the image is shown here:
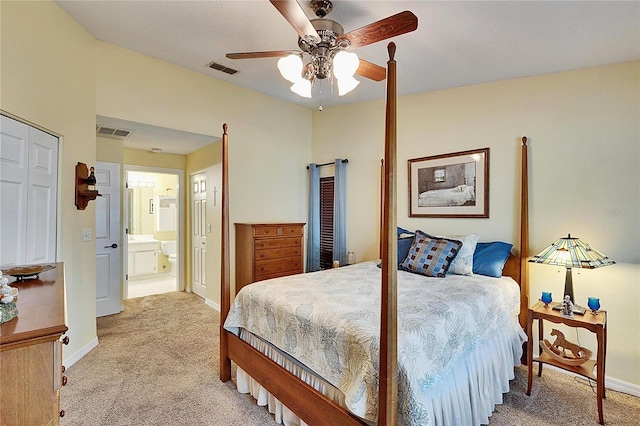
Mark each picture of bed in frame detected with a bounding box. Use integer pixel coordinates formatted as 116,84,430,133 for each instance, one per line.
219,43,531,426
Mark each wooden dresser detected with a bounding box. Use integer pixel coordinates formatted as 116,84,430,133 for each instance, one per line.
1,262,69,425
235,223,305,293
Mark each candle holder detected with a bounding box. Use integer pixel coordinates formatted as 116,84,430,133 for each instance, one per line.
541,291,553,308
587,297,601,315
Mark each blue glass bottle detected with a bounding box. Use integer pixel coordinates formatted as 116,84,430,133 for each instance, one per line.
587,297,601,314
541,292,552,308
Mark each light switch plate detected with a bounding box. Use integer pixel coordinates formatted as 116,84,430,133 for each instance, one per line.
82,228,92,242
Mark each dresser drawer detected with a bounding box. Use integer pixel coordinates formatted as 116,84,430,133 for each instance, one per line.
256,246,302,260
255,238,301,250
253,226,281,237
281,225,303,236
255,257,302,278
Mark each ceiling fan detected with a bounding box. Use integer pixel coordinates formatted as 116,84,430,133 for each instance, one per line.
226,0,418,98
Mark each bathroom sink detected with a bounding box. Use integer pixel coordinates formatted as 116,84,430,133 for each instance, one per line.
128,235,159,252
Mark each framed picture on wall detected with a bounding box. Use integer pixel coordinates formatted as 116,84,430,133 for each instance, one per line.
408,148,489,218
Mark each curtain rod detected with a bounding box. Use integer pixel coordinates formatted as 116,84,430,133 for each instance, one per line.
306,159,349,169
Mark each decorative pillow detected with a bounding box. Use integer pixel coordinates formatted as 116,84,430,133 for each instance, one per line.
397,226,414,239
473,241,513,278
400,231,462,278
397,236,414,265
438,233,479,276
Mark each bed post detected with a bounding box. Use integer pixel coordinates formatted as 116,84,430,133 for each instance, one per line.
379,42,398,426
220,123,231,381
519,136,530,330
380,159,385,259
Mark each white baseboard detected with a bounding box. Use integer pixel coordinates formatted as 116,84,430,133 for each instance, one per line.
63,336,98,368
205,298,220,312
545,364,640,398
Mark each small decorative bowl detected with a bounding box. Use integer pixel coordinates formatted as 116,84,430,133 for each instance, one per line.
1,264,56,281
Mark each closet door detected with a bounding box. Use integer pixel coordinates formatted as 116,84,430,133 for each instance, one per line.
0,115,58,266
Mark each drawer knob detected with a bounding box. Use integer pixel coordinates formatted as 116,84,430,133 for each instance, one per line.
62,375,68,386
60,410,65,418
260,253,264,258
62,336,70,345
294,262,299,266
261,267,265,271
295,250,298,254
260,243,265,247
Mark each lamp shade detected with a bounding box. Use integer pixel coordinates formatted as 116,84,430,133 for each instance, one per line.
333,51,359,78
290,78,312,98
529,234,615,269
277,55,303,83
337,75,360,96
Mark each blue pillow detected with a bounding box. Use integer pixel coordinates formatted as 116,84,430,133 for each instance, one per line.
472,241,513,277
397,226,414,237
397,236,414,265
401,231,462,278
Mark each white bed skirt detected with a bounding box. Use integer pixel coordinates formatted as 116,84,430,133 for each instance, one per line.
234,318,526,426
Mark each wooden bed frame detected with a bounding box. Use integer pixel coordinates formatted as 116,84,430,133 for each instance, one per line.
219,43,530,426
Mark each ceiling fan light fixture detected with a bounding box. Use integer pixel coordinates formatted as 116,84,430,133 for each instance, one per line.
277,54,304,83
333,50,359,79
290,78,312,98
337,75,360,96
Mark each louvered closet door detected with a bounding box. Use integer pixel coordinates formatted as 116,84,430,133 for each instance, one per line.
0,115,58,266
191,173,207,298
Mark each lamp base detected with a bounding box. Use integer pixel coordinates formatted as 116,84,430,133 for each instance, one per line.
552,302,586,315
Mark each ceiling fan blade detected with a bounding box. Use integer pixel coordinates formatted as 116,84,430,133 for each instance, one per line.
226,50,299,60
337,11,418,49
356,59,386,82
270,0,320,43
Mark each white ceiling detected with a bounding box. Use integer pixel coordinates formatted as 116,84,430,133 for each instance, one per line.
96,115,218,155
57,0,640,154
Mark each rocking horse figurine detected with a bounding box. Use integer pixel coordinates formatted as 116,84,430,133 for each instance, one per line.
540,329,592,366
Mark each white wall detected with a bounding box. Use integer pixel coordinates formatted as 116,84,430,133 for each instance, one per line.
312,61,640,388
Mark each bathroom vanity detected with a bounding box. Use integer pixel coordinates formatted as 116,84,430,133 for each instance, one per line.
127,235,159,277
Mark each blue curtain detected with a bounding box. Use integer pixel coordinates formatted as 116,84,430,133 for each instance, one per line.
333,159,347,266
306,164,320,272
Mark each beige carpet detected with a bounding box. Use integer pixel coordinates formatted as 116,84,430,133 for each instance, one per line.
62,292,640,425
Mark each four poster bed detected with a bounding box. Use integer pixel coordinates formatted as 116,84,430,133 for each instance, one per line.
219,44,530,426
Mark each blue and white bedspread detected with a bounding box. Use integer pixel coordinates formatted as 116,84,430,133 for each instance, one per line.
224,261,525,425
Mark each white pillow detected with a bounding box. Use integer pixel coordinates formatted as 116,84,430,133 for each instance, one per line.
440,233,479,275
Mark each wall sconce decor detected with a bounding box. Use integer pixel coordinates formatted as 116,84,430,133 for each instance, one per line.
75,162,101,210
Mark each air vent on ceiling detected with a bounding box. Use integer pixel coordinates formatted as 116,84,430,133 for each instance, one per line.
207,61,238,75
96,125,133,139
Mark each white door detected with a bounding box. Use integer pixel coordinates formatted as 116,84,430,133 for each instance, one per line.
0,115,58,266
191,173,206,298
95,161,122,317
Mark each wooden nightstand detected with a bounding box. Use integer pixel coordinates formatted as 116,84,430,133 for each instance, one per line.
526,300,607,424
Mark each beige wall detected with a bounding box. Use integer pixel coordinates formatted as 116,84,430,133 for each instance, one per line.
312,61,640,388
97,42,312,301
1,1,98,361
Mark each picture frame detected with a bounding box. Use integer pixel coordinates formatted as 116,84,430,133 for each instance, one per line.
408,148,489,218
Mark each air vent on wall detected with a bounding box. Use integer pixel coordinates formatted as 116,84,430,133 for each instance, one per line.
96,125,133,139
206,61,238,75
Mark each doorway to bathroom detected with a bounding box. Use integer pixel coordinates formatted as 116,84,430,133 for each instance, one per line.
125,166,184,299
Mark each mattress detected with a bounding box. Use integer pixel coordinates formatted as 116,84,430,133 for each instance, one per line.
224,261,526,425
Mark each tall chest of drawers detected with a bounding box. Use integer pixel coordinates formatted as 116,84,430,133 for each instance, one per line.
235,223,305,294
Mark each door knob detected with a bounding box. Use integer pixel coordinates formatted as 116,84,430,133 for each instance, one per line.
104,243,118,249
